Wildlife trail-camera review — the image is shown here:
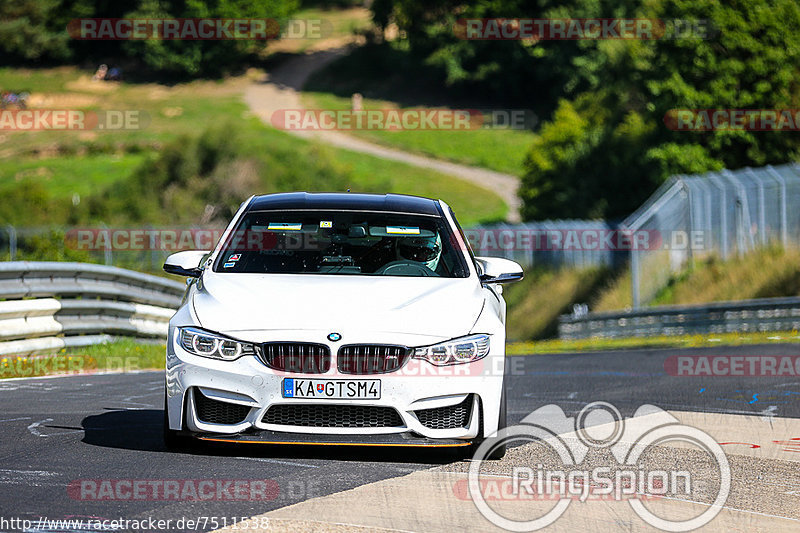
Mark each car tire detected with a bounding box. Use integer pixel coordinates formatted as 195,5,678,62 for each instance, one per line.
469,387,507,460
163,389,191,450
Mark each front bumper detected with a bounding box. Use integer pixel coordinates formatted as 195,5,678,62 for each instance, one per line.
193,430,473,448
166,329,505,441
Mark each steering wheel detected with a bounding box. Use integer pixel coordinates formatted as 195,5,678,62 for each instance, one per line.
374,260,437,277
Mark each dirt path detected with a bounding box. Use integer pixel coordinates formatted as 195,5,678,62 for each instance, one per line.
244,48,522,222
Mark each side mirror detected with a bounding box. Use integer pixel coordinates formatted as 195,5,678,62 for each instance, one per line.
475,256,524,284
163,250,209,278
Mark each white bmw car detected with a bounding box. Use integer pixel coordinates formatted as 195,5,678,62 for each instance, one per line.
163,192,522,456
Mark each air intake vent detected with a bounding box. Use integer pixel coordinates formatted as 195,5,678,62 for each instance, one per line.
194,390,251,425
413,395,473,430
337,345,411,374
262,404,404,428
258,343,331,373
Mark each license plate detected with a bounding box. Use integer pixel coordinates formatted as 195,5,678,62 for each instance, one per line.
282,378,380,399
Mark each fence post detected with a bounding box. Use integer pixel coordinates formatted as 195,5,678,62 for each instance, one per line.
631,247,641,310
99,222,112,266
681,179,694,265
755,170,767,247
709,174,729,259
698,179,713,251
149,225,158,271
5,225,16,261
766,165,789,248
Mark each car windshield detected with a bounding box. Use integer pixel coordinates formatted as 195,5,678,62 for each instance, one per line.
212,210,469,277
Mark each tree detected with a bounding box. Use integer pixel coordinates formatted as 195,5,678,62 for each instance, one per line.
0,0,72,63
372,0,800,220
521,0,800,219
120,0,299,77
0,0,300,77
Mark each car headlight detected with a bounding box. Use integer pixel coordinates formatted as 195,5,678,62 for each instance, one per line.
412,334,490,366
178,327,256,361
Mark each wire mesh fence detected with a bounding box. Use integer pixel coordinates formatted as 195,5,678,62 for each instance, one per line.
0,225,179,275
623,163,800,307
463,220,623,270
2,162,798,296
0,220,624,275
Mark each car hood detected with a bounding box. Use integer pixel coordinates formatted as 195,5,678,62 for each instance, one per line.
192,273,484,339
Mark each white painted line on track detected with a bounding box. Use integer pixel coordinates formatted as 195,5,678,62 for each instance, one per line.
234,457,319,468
27,418,53,437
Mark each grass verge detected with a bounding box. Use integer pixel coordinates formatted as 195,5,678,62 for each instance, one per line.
504,266,614,341
593,246,800,312
0,339,165,379
507,331,800,355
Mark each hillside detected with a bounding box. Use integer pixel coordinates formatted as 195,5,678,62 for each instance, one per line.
0,66,507,228
505,247,800,341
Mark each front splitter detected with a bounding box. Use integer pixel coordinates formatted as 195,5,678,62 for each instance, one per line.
193,430,472,448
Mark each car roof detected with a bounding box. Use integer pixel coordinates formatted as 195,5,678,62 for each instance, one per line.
247,192,442,216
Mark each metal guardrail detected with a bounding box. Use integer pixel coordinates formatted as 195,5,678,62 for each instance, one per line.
0,262,184,355
558,297,800,340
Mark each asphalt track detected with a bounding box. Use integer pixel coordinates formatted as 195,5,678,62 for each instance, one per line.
1,343,799,532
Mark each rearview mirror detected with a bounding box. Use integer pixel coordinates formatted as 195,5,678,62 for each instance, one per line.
163,250,209,278
475,256,524,284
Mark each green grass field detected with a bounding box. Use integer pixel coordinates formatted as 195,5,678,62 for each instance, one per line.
0,66,507,226
0,154,147,198
301,40,539,177
302,91,536,177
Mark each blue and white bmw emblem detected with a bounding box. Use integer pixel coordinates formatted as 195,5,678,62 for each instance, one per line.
327,332,342,342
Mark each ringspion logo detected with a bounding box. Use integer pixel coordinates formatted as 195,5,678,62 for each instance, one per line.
469,402,730,531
